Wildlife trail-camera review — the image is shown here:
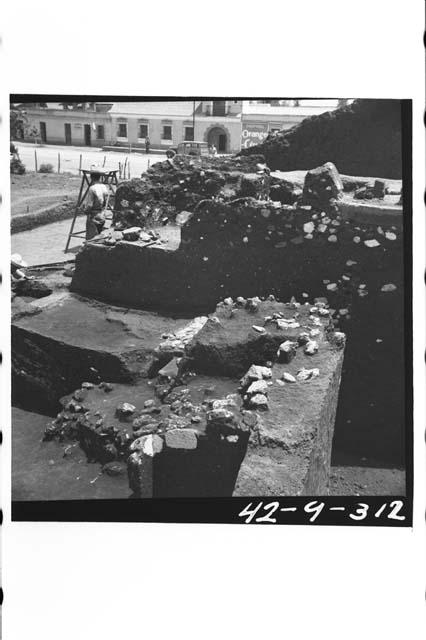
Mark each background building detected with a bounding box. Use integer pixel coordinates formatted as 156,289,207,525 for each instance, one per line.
19,102,114,147
16,99,342,152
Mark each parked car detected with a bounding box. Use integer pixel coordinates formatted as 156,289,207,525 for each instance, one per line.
177,141,210,157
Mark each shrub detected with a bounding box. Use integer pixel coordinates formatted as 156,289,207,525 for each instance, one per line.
10,156,26,175
39,163,54,173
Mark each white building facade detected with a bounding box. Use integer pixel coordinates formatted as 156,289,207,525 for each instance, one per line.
17,100,342,153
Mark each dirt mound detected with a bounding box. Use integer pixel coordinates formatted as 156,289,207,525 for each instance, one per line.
240,99,403,179
112,153,271,228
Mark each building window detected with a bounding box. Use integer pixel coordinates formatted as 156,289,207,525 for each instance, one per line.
212,101,226,117
96,125,105,140
117,123,127,138
138,124,148,139
162,125,172,140
184,126,194,141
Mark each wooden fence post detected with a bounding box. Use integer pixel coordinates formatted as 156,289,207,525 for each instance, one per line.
128,161,131,179
34,149,38,172
58,152,61,173
103,155,106,167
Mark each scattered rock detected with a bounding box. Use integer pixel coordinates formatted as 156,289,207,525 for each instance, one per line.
246,379,269,396
276,340,298,364
242,410,258,428
158,357,180,380
206,408,240,436
99,382,114,392
297,331,311,345
165,428,198,450
282,372,297,383
122,227,142,241
116,402,136,417
304,340,319,355
240,365,272,389
252,325,266,333
385,231,397,241
364,239,380,248
102,461,126,476
296,368,320,381
247,393,268,410
130,433,164,455
381,283,397,292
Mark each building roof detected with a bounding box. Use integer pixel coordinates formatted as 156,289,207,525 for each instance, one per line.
109,101,200,117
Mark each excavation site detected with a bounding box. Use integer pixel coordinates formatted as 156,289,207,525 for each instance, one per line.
11,99,408,503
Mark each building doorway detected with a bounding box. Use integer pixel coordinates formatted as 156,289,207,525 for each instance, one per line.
207,126,228,153
40,122,47,143
64,123,72,145
84,124,91,146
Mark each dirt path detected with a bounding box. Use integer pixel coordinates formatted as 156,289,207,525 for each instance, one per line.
11,216,86,264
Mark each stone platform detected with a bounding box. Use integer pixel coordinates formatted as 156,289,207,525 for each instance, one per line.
41,299,345,497
12,289,201,413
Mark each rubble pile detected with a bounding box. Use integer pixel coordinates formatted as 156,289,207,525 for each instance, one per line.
42,298,346,497
240,99,403,179
111,153,301,229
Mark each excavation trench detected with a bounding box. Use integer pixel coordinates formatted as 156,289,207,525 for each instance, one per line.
12,158,406,499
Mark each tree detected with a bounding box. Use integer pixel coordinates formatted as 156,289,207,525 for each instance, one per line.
10,104,40,143
10,104,28,139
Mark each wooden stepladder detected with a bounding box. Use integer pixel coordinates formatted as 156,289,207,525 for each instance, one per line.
64,168,119,253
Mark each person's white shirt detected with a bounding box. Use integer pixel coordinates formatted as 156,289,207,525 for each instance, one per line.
86,183,109,210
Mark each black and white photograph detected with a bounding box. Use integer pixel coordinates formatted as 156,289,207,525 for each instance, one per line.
1,2,425,639
9,96,411,518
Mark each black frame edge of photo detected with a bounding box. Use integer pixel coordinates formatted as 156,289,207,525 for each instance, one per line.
10,98,413,526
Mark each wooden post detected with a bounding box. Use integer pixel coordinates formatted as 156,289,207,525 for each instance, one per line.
128,161,131,179
34,149,38,172
79,154,82,173
103,155,106,167
148,159,150,170
119,162,122,179
58,152,61,173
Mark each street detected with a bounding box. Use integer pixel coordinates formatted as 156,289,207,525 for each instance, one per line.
15,141,164,176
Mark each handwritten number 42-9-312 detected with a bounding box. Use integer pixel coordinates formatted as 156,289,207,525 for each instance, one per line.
238,500,405,524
